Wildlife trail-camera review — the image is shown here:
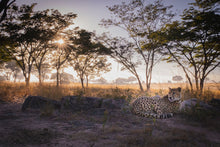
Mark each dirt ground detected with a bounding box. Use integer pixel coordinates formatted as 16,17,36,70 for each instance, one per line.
0,101,219,147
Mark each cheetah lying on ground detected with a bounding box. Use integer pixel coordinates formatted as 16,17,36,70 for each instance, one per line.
131,87,182,119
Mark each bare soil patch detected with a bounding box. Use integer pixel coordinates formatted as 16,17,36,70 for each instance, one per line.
0,101,219,147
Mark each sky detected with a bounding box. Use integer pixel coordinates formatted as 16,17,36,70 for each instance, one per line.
16,0,220,83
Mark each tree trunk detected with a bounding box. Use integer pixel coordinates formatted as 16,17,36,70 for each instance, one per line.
146,82,150,92
59,72,62,85
136,74,143,92
199,77,205,96
146,51,155,92
13,73,17,83
184,73,193,92
38,69,42,85
80,76,85,90
56,69,59,87
195,76,199,92
25,76,30,87
146,67,153,92
86,75,89,87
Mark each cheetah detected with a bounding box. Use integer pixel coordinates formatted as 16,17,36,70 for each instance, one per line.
131,87,182,119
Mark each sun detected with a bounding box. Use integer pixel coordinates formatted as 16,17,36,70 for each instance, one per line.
57,39,64,45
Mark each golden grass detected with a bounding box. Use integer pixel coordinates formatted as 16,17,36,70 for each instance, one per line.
0,81,219,103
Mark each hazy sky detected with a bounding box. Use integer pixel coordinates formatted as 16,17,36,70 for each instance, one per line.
17,0,193,35
16,0,220,83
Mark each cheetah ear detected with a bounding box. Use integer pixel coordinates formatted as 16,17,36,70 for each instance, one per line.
177,87,181,92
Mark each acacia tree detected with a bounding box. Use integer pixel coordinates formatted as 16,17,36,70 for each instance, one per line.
0,61,20,81
0,4,76,86
71,54,111,89
51,72,74,84
93,77,108,84
172,75,183,83
159,0,220,93
0,4,41,86
99,34,144,91
51,39,71,87
84,55,111,87
68,30,111,89
101,0,174,91
33,62,51,83
34,45,50,85
6,61,21,82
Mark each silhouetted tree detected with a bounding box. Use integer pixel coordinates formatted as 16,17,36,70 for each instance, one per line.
127,76,137,83
68,30,111,89
4,61,21,82
51,72,74,84
158,0,220,93
51,37,72,87
0,4,76,86
115,77,127,85
101,0,174,91
172,75,183,83
115,76,137,84
92,77,108,84
33,63,52,83
99,34,143,91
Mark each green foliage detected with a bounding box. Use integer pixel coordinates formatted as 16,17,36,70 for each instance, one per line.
68,29,111,89
0,35,15,63
0,3,77,86
156,0,220,93
101,0,174,91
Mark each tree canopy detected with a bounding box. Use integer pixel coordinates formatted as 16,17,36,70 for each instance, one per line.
154,0,220,93
101,0,174,91
68,30,111,89
0,3,77,86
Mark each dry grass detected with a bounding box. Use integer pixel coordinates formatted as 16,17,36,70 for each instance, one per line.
0,82,219,103
0,85,219,146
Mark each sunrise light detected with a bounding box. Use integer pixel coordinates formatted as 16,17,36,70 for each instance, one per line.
1,1,219,146
57,39,64,45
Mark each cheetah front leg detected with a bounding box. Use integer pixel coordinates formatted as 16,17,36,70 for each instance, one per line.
155,108,173,119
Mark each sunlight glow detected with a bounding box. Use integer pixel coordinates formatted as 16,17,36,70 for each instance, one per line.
57,39,64,45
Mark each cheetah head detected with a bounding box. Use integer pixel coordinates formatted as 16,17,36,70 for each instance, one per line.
168,87,181,102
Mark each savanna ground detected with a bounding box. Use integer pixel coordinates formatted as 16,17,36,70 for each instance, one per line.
0,82,220,147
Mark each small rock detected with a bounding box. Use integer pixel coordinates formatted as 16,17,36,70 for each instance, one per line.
180,98,214,111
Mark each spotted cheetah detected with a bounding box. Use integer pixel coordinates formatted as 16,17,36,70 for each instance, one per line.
131,87,182,119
